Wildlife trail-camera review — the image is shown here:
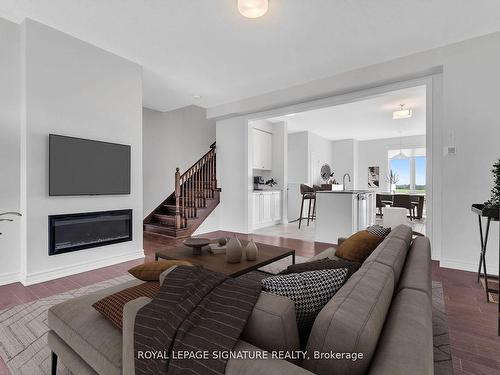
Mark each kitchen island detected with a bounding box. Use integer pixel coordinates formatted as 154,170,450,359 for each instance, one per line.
315,190,376,244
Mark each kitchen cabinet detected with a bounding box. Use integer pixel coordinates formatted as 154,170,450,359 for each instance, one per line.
252,128,273,170
252,191,282,229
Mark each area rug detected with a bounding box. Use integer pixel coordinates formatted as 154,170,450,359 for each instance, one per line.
432,281,453,375
479,277,499,303
1,272,452,375
0,274,134,375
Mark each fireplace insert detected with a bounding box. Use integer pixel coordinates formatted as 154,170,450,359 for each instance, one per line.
48,209,132,255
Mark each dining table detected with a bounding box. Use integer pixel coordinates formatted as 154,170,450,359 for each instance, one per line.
378,192,426,219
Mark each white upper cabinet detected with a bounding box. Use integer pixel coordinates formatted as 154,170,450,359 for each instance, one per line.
252,128,273,170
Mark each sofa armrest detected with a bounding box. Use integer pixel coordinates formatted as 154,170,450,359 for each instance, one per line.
225,341,314,375
241,292,300,361
123,296,152,375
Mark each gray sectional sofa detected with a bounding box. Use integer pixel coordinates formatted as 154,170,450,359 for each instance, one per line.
47,225,433,375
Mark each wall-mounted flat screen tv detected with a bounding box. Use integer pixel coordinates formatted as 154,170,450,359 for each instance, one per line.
49,134,131,196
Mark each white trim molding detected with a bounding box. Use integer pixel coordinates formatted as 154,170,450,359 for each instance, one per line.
440,258,498,277
21,249,145,286
0,271,21,286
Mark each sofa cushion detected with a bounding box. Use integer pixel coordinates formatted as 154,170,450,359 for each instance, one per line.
367,289,433,375
335,230,384,263
261,269,348,340
48,279,143,375
93,281,160,329
397,236,432,297
241,292,300,362
286,258,360,279
364,224,413,283
47,331,98,375
303,261,394,375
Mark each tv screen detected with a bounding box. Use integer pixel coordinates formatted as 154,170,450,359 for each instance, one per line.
49,134,131,196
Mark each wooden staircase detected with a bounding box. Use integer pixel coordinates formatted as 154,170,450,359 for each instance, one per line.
144,142,220,238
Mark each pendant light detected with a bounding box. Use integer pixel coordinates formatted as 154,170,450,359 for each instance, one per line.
392,104,413,120
393,131,407,160
238,0,269,18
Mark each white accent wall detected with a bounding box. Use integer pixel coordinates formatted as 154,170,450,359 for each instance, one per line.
0,18,21,285
142,106,216,217
0,18,145,285
211,31,500,275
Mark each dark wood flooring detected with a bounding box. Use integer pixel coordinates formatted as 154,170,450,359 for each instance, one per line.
0,231,498,374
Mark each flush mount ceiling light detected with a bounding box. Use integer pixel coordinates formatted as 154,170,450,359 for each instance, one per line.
238,0,269,18
392,104,413,120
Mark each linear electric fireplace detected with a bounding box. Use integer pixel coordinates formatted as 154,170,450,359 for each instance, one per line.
49,209,132,255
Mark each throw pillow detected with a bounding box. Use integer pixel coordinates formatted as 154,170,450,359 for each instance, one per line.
261,268,348,339
93,281,160,330
335,230,383,263
367,224,391,238
128,260,192,281
286,258,360,280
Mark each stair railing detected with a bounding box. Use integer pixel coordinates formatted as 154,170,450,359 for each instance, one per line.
174,143,216,230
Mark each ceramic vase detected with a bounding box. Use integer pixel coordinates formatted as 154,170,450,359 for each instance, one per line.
245,240,258,261
226,236,242,264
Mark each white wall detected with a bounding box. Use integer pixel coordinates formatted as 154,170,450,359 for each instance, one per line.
19,19,144,284
142,106,215,216
356,135,426,191
0,18,21,285
308,132,333,186
287,132,309,184
331,139,357,189
287,131,333,186
216,117,250,233
211,31,500,275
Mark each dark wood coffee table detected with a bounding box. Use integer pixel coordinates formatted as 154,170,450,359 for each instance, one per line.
155,240,295,278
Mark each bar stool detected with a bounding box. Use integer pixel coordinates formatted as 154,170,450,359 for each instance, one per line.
299,184,315,229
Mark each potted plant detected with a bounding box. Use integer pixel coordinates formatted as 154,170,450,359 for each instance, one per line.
386,170,400,193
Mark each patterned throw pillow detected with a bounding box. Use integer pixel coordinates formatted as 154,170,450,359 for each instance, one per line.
261,268,348,334
367,225,391,238
93,281,160,329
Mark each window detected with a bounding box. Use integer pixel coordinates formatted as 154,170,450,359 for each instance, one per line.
388,148,426,193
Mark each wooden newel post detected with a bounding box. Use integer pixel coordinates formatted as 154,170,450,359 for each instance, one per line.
175,167,182,229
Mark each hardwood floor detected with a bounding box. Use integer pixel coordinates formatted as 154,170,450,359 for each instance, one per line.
0,231,499,374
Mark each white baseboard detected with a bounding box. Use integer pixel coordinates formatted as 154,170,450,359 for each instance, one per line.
0,271,21,286
440,258,499,276
21,249,145,286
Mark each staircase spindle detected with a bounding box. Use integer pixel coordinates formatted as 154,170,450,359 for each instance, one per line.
174,168,182,230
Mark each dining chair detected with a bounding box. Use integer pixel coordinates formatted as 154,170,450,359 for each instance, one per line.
376,194,386,216
392,194,417,220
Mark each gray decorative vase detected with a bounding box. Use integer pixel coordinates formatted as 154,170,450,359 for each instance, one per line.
226,236,242,264
245,240,258,261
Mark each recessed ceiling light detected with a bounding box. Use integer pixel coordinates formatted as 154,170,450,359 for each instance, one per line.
238,0,269,18
285,113,296,117
193,95,202,99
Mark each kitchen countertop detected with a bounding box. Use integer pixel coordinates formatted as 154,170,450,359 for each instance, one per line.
253,189,281,192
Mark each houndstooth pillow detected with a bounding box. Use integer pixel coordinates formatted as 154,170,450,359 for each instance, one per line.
367,224,391,238
261,268,348,333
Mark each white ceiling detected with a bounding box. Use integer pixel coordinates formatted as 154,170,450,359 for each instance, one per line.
1,1,500,112
269,85,426,141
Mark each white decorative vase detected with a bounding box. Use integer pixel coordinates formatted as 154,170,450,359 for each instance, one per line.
245,240,258,261
226,236,242,264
